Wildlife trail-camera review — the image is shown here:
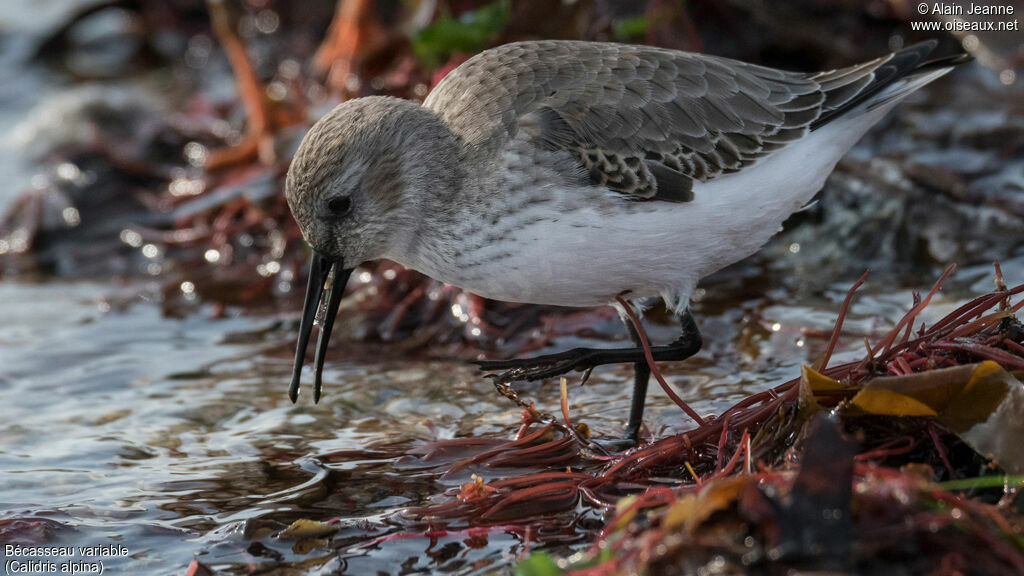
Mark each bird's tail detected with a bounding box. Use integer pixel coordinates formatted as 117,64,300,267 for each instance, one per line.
810,41,972,131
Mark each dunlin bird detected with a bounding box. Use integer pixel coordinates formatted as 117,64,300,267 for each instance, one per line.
285,39,968,440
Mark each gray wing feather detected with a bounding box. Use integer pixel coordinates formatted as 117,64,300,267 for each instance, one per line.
424,40,935,202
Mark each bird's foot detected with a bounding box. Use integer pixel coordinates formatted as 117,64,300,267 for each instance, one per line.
595,436,639,452
591,420,645,452
473,347,601,383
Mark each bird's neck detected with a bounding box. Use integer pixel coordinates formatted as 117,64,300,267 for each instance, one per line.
384,153,472,275
384,142,571,284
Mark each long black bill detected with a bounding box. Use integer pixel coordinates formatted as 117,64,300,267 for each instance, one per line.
288,250,353,404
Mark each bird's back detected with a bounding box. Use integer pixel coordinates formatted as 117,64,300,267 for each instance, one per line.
425,40,966,205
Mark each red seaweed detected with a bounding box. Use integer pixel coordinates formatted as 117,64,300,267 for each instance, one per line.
382,266,1024,574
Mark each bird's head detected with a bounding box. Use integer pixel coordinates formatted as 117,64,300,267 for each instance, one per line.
284,96,458,402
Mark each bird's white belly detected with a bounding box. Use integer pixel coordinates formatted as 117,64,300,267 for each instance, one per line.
447,192,785,310
405,111,886,312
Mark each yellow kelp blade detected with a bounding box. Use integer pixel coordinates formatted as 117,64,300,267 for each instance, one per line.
847,361,1024,473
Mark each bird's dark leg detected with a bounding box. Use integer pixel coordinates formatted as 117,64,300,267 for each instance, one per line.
622,318,651,443
475,310,703,410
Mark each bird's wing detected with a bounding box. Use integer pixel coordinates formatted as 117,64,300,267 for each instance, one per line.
424,40,940,202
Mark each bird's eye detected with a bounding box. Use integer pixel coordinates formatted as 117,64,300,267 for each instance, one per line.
326,196,352,217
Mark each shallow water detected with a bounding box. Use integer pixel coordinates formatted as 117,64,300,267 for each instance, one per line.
3,260,1023,574
1,3,1023,575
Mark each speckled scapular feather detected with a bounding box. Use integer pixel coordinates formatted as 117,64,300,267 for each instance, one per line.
285,40,967,314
